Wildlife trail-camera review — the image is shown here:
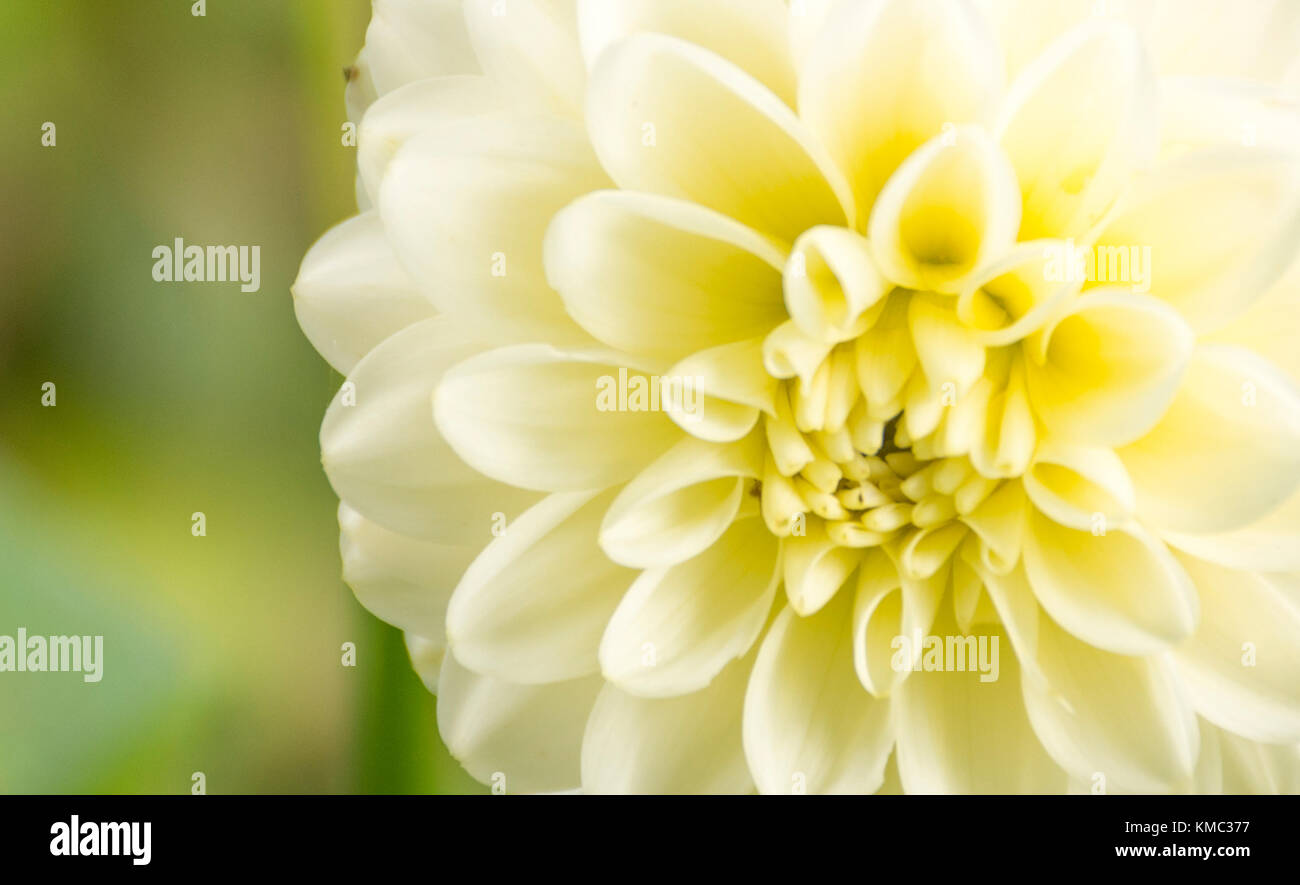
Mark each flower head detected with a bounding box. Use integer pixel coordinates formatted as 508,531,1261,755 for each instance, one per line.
295,0,1300,793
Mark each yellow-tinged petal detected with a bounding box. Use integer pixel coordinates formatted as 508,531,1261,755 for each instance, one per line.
379,118,610,344
1021,613,1200,794
599,516,779,697
576,0,795,106
361,0,480,98
446,488,632,684
437,652,601,793
582,649,755,794
1119,345,1300,534
321,318,541,540
586,32,852,242
357,75,510,201
544,191,786,361
895,620,1065,793
800,0,1003,223
293,212,435,376
743,596,894,794
1173,556,1300,744
463,0,586,117
1091,148,1300,333
784,226,889,344
1026,289,1194,447
1023,507,1198,655
433,344,681,492
994,20,1158,239
340,503,475,643
599,433,763,568
782,522,862,615
1023,441,1135,533
868,126,1021,292
665,338,777,443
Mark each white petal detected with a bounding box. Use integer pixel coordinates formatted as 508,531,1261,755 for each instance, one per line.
1159,78,1300,158
895,621,1066,793
1215,726,1300,794
1021,613,1201,793
292,212,434,375
357,75,510,200
446,488,633,684
1162,485,1300,572
994,20,1158,239
799,0,1003,221
599,516,779,697
321,318,540,540
787,0,841,72
1091,148,1300,333
361,0,480,97
582,651,755,793
586,32,852,242
599,434,763,568
379,118,609,344
576,0,795,105
1135,0,1300,83
1023,507,1199,655
434,344,682,492
973,0,1129,79
1119,345,1300,534
743,595,895,794
544,191,786,360
1173,558,1300,744
463,0,586,117
405,632,446,694
1026,289,1194,448
436,652,601,793
340,503,475,641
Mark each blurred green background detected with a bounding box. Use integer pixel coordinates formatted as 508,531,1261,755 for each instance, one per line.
0,0,482,793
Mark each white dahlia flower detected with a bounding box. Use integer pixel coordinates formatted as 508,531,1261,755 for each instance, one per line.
294,0,1300,794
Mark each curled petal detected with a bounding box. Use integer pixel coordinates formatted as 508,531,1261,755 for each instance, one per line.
784,226,890,344
599,433,763,568
868,126,1021,293
1026,289,1194,448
